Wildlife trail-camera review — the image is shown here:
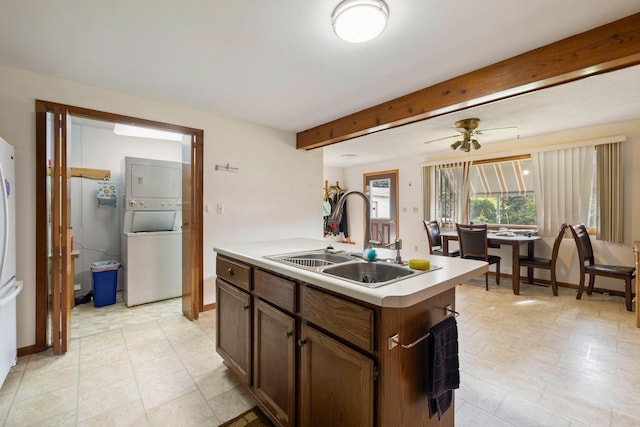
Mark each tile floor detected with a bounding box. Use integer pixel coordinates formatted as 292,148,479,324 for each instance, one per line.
1,282,639,426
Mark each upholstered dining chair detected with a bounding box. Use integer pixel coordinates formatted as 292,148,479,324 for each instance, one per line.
423,220,460,256
519,223,568,296
455,223,501,290
569,224,636,311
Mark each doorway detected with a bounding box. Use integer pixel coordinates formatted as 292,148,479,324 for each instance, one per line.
364,170,398,246
35,100,204,354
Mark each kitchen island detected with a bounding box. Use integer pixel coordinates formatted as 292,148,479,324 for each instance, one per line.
215,238,487,427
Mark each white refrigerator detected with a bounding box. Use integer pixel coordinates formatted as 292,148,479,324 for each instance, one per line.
0,136,21,386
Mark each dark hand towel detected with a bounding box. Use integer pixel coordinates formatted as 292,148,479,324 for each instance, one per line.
427,316,460,420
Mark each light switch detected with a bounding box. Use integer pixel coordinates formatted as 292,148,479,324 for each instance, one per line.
217,203,224,214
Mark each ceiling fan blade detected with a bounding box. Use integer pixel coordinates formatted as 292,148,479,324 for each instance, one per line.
475,126,519,135
424,134,459,144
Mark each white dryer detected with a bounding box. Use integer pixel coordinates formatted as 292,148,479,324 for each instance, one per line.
121,157,182,307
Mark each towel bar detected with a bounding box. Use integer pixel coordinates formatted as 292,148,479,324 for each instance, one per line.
387,305,459,350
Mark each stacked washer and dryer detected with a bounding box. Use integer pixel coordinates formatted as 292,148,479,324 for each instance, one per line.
121,157,182,307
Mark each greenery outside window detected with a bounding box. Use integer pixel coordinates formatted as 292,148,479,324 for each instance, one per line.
469,156,536,226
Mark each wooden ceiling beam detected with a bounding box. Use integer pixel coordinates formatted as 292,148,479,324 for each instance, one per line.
296,12,640,150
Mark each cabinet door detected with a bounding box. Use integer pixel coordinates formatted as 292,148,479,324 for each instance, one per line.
216,279,251,384
299,325,374,427
254,300,296,427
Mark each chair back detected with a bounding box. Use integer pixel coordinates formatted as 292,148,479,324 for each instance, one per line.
569,224,594,266
550,223,568,269
423,221,442,253
456,223,488,260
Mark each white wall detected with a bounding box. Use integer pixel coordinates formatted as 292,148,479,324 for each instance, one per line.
332,119,640,292
0,65,323,349
323,165,345,191
70,123,182,294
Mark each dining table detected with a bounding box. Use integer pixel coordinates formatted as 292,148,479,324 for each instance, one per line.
440,229,543,295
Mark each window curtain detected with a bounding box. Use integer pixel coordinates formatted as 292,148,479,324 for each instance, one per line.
531,146,593,237
422,166,433,221
597,142,624,243
435,161,471,226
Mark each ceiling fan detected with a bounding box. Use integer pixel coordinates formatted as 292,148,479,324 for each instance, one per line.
424,118,518,152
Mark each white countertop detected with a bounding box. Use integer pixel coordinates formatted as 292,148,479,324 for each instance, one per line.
214,238,488,308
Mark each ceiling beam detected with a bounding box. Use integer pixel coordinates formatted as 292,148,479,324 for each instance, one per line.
297,12,640,150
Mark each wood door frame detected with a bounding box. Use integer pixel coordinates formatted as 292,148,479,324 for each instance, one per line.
34,100,204,353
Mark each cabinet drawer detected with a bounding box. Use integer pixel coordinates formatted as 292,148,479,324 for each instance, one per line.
254,269,296,313
301,286,374,353
217,256,252,291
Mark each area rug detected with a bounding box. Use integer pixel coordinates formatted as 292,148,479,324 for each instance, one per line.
218,406,275,427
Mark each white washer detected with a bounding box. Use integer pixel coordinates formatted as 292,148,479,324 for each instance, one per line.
121,157,183,307
122,230,181,306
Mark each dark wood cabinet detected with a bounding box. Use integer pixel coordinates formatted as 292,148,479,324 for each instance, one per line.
299,324,374,427
216,254,456,427
253,299,296,427
216,278,251,384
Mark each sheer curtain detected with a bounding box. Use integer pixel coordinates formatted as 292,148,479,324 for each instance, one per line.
597,141,624,243
531,146,593,237
435,161,471,226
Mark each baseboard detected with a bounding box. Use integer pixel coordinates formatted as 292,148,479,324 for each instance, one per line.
17,344,45,357
489,272,626,298
203,302,216,312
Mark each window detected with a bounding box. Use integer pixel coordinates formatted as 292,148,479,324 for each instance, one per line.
435,163,468,226
430,141,616,237
468,157,536,226
369,178,390,219
434,156,537,227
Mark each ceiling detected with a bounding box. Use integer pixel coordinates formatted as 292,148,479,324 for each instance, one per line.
0,1,638,166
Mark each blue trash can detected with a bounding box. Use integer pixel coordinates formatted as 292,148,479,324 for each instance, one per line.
90,260,120,307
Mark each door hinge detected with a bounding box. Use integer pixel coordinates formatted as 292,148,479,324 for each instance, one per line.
373,365,379,382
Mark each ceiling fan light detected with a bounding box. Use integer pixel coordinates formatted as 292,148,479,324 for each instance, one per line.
460,140,471,152
332,0,389,43
471,139,481,150
450,140,462,150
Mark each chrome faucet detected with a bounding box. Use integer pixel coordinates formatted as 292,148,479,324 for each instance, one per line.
388,239,403,264
372,238,403,264
328,190,372,255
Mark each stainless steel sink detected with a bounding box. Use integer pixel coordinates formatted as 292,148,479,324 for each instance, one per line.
321,262,416,288
265,250,356,268
266,249,439,288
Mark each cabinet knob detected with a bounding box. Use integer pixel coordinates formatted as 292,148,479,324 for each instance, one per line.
286,331,293,338
297,339,307,347
226,268,234,276
243,305,249,311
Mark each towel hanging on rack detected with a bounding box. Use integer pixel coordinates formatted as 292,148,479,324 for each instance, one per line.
427,316,460,420
97,180,117,207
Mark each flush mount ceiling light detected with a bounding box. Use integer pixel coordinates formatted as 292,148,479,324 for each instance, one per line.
332,0,389,43
114,123,184,142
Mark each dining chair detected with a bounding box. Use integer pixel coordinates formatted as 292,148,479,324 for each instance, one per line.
519,223,568,296
455,223,500,290
569,224,636,311
423,220,460,256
